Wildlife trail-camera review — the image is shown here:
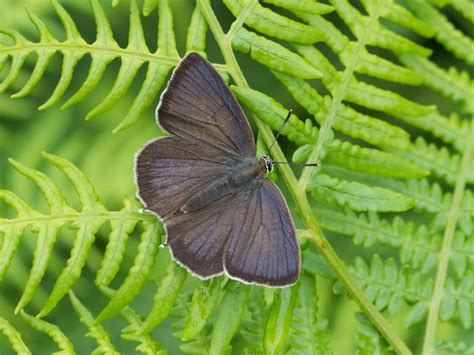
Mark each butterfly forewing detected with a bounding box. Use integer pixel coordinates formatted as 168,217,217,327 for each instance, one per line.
136,136,232,217
158,52,255,158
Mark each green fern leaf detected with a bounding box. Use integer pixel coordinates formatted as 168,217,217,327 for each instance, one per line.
262,0,334,16
210,281,249,354
186,4,208,55
335,255,433,327
240,287,267,354
0,153,161,320
224,0,322,44
434,339,474,355
309,174,415,212
394,136,474,185
0,317,31,354
273,70,412,150
99,286,166,355
440,272,474,329
287,274,332,354
406,0,474,65
95,219,163,322
139,260,187,332
69,291,119,354
171,292,212,354
20,310,75,354
0,0,179,132
315,208,441,273
354,313,393,355
232,28,322,79
399,54,474,114
264,285,299,354
182,278,223,341
95,196,141,287
330,0,431,56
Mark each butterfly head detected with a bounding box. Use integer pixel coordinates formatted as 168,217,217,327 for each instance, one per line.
259,155,274,175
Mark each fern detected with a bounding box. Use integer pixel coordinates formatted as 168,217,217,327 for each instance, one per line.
240,287,267,354
287,273,332,354
0,0,179,132
0,152,161,320
1,0,473,353
171,292,212,355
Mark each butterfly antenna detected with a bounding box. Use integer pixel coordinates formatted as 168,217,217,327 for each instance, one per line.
272,161,319,167
268,109,319,168
268,109,293,153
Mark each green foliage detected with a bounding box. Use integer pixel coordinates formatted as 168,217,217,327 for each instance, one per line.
0,0,472,354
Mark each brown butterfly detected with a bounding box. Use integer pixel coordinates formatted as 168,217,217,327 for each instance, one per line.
135,52,300,287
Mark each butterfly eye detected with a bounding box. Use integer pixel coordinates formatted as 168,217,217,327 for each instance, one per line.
266,160,273,172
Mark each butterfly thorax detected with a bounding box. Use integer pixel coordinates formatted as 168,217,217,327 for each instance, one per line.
180,156,271,214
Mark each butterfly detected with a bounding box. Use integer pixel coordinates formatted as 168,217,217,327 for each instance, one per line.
135,52,300,287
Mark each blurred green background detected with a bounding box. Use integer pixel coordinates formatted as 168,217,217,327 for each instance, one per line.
0,0,472,354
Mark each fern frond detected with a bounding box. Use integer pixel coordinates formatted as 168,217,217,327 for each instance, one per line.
232,85,427,179
354,313,393,355
451,231,474,277
397,179,474,235
261,0,333,15
95,219,163,322
434,339,474,354
138,260,187,332
210,281,249,354
264,285,299,354
399,54,474,114
186,4,208,55
171,292,212,355
330,0,431,56
232,28,322,79
315,208,441,273
68,291,119,354
182,278,223,341
309,175,415,212
95,196,141,287
0,317,31,354
287,274,332,354
224,0,322,44
240,287,267,354
449,0,474,24
20,310,75,354
362,0,434,37
273,70,411,150
335,255,432,327
0,152,159,318
406,0,474,65
295,45,434,117
99,286,166,354
0,0,180,132
440,272,474,329
394,136,474,185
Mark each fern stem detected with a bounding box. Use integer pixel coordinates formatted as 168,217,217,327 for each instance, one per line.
225,0,258,41
0,211,156,227
198,1,411,354
422,119,474,354
298,0,383,190
0,43,180,66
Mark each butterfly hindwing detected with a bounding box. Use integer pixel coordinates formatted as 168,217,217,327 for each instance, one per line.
224,180,300,286
165,193,238,278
